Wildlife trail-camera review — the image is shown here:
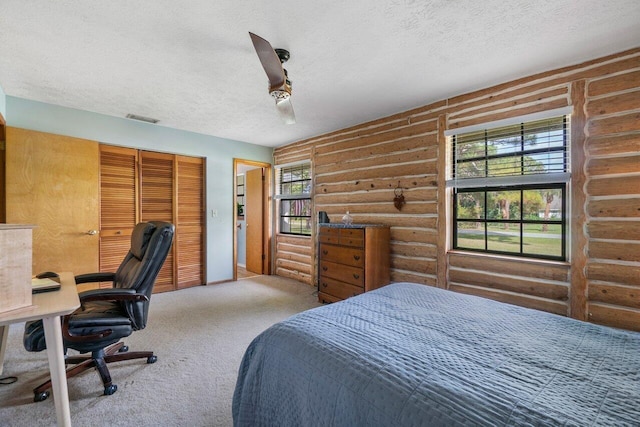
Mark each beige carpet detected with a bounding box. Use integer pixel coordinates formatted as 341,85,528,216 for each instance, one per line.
0,275,321,427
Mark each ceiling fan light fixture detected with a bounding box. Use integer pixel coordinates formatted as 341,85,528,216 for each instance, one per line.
270,89,291,102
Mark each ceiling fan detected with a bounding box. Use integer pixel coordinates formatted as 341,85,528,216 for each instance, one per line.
249,32,296,125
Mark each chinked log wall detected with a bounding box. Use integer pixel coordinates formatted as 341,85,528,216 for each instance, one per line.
273,47,640,332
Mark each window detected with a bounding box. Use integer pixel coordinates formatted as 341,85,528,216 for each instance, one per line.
447,109,570,260
276,162,312,236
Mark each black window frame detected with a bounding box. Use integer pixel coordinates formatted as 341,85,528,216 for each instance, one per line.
453,184,567,260
450,115,569,261
276,163,312,236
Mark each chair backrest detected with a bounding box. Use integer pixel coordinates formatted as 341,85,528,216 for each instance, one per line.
114,221,175,329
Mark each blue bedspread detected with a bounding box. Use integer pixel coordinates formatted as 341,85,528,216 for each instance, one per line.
232,282,640,426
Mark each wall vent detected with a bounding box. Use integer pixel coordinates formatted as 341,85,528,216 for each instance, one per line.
126,113,159,124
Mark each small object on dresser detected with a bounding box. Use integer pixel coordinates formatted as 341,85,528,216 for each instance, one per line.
342,211,353,225
318,211,330,224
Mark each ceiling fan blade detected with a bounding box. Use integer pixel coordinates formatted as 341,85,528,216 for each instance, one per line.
275,97,296,125
249,32,285,90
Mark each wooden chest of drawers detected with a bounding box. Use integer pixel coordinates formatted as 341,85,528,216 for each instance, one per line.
317,225,390,303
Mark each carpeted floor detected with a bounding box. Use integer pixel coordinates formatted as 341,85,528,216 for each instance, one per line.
0,275,321,427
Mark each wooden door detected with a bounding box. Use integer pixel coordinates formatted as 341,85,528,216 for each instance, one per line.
140,151,175,293
176,155,204,288
5,127,100,275
99,145,139,286
245,167,264,274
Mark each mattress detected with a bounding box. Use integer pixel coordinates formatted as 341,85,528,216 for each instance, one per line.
233,282,640,426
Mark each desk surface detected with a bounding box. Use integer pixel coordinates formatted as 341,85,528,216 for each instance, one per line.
0,272,80,325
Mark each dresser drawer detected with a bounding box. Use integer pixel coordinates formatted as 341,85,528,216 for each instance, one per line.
319,260,364,286
318,233,340,245
338,228,364,247
319,244,364,268
319,227,364,247
318,291,341,304
318,276,364,300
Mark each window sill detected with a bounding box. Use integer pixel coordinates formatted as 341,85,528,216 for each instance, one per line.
277,233,312,239
447,249,570,269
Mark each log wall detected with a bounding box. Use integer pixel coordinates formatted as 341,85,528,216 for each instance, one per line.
273,48,640,331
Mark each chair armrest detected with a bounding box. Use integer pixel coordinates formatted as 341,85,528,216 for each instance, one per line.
62,314,112,343
75,272,116,285
63,289,148,343
79,288,149,303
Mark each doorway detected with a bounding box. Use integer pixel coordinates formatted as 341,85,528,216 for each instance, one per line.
234,159,271,281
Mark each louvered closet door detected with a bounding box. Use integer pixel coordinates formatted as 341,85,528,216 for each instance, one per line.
99,146,139,288
140,151,175,293
176,155,205,288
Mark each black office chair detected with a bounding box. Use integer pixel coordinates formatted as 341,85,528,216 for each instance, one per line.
24,221,175,401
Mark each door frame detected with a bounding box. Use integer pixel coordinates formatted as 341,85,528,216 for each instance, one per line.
0,112,5,223
233,159,272,281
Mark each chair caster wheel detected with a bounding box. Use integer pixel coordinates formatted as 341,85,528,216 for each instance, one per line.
104,384,117,395
119,345,129,353
147,355,157,364
34,391,50,402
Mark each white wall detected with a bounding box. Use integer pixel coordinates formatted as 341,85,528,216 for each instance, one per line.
6,96,273,283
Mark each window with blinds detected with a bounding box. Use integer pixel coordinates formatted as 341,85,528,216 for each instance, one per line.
448,112,570,260
275,162,312,236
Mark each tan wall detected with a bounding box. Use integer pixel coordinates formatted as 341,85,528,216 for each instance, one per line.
273,47,640,331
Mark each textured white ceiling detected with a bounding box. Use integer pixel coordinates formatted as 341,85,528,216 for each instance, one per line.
1,1,639,147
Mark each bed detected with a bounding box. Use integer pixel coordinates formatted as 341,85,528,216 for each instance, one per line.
232,282,640,426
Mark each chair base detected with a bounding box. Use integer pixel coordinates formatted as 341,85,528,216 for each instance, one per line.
33,342,157,402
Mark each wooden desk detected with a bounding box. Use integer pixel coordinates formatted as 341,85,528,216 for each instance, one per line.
0,272,80,427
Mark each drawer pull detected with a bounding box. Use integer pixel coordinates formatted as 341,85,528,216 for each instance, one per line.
353,255,360,261
353,274,360,279
322,250,328,255
322,266,328,271
322,282,328,288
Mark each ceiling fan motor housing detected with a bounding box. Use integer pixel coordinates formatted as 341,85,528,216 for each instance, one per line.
270,48,292,96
